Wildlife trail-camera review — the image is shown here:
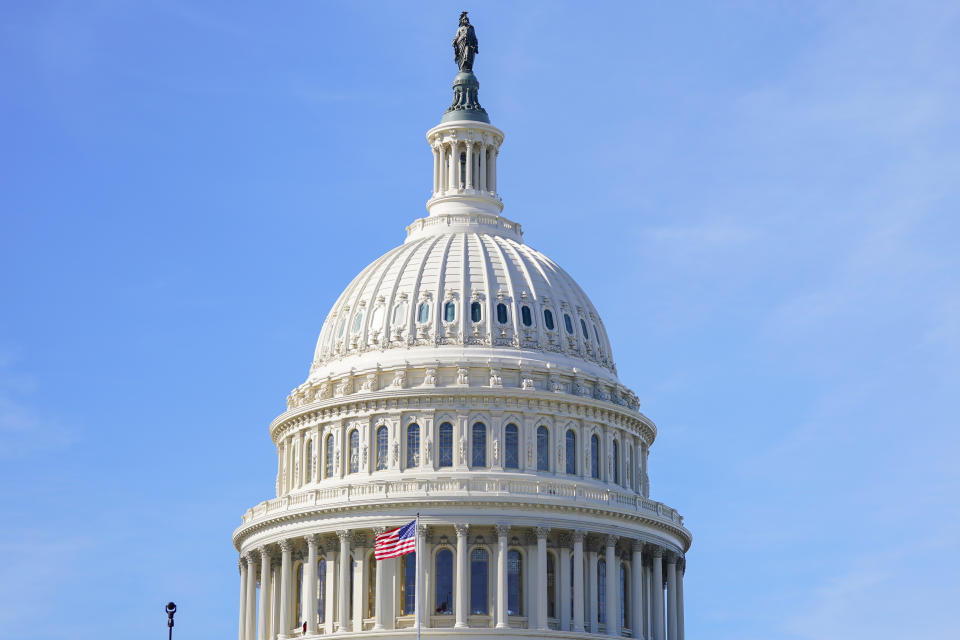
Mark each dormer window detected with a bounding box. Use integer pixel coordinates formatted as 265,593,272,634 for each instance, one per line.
444,301,456,322
543,309,555,331
563,313,574,335
496,303,508,324
418,302,431,323
521,305,533,327
471,301,482,323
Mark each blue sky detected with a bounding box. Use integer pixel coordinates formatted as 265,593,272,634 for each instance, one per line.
1,2,958,639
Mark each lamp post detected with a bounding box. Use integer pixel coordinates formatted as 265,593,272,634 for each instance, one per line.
166,602,177,640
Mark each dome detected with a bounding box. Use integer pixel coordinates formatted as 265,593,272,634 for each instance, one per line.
310,212,617,383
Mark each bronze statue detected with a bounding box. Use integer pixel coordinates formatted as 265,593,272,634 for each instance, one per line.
452,11,478,72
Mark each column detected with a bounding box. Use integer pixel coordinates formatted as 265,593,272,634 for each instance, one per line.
418,525,432,628
604,536,618,637
259,548,272,640
677,560,685,640
642,560,651,640
238,557,248,640
278,541,292,639
666,554,678,640
447,141,458,194
650,547,664,640
304,536,318,634
572,531,585,632
560,536,572,631
432,144,440,194
245,552,258,640
465,141,474,190
454,524,469,629
587,542,599,633
631,543,644,639
323,539,337,634
373,528,387,630
337,531,350,632
535,527,549,629
353,538,368,632
479,142,487,192
495,525,509,629
488,148,497,194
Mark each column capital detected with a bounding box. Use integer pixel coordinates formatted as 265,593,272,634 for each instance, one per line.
535,526,550,540
418,523,432,543
631,540,645,553
648,544,664,558
494,524,510,538
557,533,572,548
604,534,619,547
351,532,369,549
279,539,292,553
454,523,469,538
244,550,258,564
305,533,319,550
259,546,271,560
665,550,680,564
373,526,388,536
336,529,351,542
571,530,586,544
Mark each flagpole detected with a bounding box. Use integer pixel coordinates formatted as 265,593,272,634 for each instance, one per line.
415,512,421,640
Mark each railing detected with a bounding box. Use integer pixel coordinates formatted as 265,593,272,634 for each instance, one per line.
240,477,685,530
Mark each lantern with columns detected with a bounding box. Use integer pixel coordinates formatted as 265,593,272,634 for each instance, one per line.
233,13,690,640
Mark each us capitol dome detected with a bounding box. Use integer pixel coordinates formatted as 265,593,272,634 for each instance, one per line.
234,14,690,640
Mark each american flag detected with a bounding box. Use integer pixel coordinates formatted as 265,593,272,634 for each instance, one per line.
374,520,417,559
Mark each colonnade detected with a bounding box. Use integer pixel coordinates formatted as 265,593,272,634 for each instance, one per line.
238,524,685,640
431,137,498,197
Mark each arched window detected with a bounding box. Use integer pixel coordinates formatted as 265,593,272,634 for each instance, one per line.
324,433,334,478
337,317,347,338
543,308,555,331
507,549,523,615
565,430,576,475
580,318,589,339
472,422,486,467
470,548,489,614
521,305,533,327
349,429,359,474
444,301,456,323
546,552,557,619
536,426,549,471
352,311,363,333
317,559,326,623
305,440,313,483
471,301,482,323
496,303,508,324
402,552,417,615
597,558,606,625
295,563,304,624
438,422,453,468
376,425,388,471
621,562,629,630
435,549,453,614
564,313,574,335
593,324,601,344
612,439,620,484
591,434,600,479
504,424,519,469
418,302,430,324
406,423,420,468
392,301,408,325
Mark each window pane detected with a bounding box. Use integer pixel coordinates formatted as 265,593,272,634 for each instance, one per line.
521,306,532,327
470,548,489,614
598,559,606,624
436,549,453,614
591,435,600,479
439,422,453,468
621,563,628,629
376,426,388,471
547,553,556,619
507,549,523,615
472,422,486,467
564,313,574,335
505,424,519,469
353,312,363,333
418,303,430,323
349,430,359,473
537,426,549,471
393,301,407,325
444,301,456,322
471,301,482,323
544,309,555,331
565,430,576,475
406,424,420,468
403,553,417,615
318,560,326,623
305,441,313,482
580,318,589,339
325,435,334,477
612,440,619,483
497,303,508,324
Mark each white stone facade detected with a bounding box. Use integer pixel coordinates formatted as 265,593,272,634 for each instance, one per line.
234,42,690,640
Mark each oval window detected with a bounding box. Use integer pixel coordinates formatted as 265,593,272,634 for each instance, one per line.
471,301,482,323
563,313,574,335
580,318,589,339
393,301,408,325
593,324,601,343
521,305,532,327
337,317,347,338
544,309,555,331
444,301,456,322
370,306,384,329
418,302,430,323
496,303,508,324
353,311,363,333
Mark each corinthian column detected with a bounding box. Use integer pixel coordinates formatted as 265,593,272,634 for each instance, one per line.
536,527,549,629
587,541,599,633
238,557,248,640
418,525,432,629
454,523,469,629
572,531,585,632
631,542,644,639
245,552,257,640
605,535,619,636
559,535,572,631
258,548,272,640
495,524,510,629
278,540,292,639
373,527,387,630
488,148,497,194
432,144,440,195
447,141,458,194
677,559,685,640
479,142,488,192
465,140,474,189
666,553,678,640
336,531,350,632
304,535,318,634
649,547,664,640
323,538,338,634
